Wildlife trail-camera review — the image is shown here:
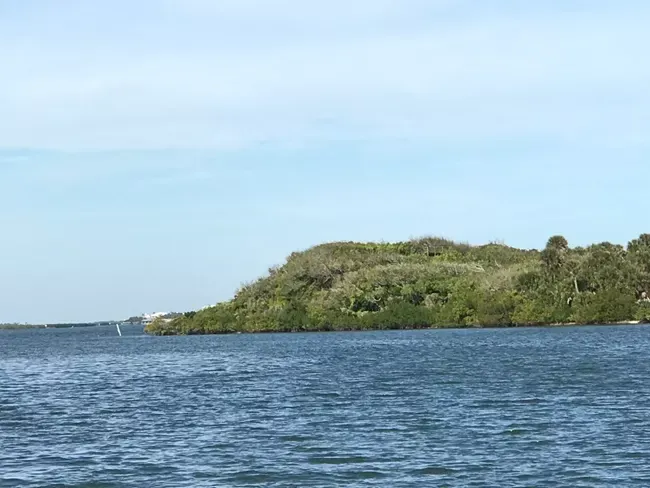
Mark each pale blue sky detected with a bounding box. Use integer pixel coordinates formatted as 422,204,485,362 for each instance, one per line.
1,1,649,323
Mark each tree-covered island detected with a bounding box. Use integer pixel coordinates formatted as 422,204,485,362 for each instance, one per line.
146,234,650,335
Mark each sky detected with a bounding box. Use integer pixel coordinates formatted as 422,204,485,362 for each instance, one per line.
1,0,649,323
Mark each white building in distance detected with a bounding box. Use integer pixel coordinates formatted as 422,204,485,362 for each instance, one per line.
142,312,171,325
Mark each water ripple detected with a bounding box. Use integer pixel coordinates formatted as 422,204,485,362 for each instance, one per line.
2,325,650,486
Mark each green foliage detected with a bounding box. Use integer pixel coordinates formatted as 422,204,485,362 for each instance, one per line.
570,290,638,324
145,234,650,335
627,234,650,294
541,235,569,276
635,302,650,322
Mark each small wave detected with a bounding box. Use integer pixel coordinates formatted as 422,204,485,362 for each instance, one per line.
278,435,315,442
415,466,458,476
308,456,369,465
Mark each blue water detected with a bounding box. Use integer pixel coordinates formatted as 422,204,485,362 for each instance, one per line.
2,325,650,487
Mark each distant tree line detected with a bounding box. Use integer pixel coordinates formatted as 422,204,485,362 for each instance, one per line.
0,323,44,329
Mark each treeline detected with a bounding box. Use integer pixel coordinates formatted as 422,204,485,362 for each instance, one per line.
146,235,650,335
0,323,44,329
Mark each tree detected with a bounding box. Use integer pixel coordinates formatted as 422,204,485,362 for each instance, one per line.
627,234,650,295
541,235,569,276
577,242,632,293
628,234,650,253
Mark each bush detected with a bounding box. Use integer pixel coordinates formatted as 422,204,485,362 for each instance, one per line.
570,289,637,324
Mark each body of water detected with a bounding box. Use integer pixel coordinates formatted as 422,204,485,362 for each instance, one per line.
2,325,650,487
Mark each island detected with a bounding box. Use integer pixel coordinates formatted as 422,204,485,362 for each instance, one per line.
145,234,650,336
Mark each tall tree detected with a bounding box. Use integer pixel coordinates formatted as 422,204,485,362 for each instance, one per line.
541,235,569,276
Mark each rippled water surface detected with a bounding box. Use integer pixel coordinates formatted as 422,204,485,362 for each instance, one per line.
2,325,650,487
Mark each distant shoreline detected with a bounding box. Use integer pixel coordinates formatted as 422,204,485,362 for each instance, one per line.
0,324,46,330
2,320,647,335
145,320,649,336
0,322,134,330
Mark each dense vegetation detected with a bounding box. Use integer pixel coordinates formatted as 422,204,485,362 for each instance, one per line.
146,235,650,335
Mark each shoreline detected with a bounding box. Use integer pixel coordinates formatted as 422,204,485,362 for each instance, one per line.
146,319,649,336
